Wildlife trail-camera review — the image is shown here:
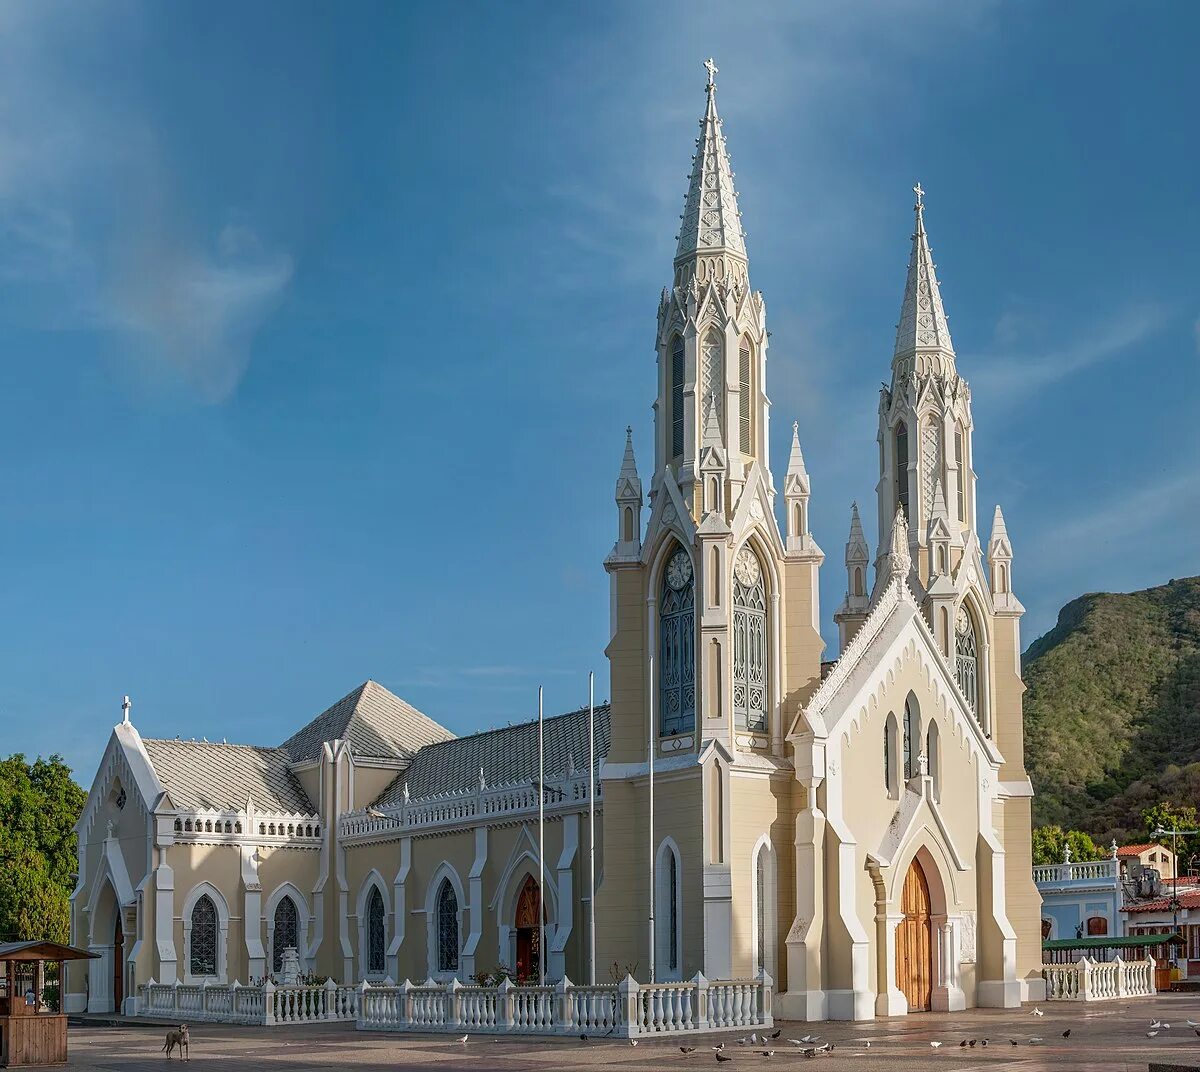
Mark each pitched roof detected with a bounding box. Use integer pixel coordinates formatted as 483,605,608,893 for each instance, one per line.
279,680,454,763
141,738,313,814
373,704,611,807
1116,843,1168,857
1125,889,1200,913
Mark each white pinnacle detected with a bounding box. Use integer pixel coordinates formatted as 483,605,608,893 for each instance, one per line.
845,502,868,564
786,421,807,478
893,183,954,364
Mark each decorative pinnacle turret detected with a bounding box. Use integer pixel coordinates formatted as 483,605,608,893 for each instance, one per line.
846,502,869,564
615,426,642,502
893,182,954,366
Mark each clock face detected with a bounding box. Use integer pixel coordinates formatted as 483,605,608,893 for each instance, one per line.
666,550,692,591
955,606,971,637
734,547,761,587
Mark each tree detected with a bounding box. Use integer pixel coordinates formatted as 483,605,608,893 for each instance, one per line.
1032,825,1108,866
1143,801,1200,872
0,754,87,943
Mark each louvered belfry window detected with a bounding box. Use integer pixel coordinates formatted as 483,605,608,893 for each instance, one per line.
190,895,217,976
671,336,685,460
367,887,386,974
739,341,752,454
732,547,767,732
659,548,696,737
895,422,910,520
273,896,299,974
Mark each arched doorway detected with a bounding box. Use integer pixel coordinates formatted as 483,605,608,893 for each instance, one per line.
112,914,124,1013
514,875,542,981
896,859,933,1011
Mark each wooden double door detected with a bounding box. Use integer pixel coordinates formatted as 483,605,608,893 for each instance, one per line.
896,859,933,1011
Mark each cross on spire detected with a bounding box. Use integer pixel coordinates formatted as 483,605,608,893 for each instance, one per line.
121,695,132,725
913,182,925,212
704,57,718,89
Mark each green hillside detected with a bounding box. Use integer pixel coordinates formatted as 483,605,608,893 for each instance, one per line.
1023,576,1200,843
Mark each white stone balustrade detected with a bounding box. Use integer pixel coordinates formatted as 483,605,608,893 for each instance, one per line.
356,973,772,1038
1042,956,1155,1001
1033,857,1119,886
136,978,358,1025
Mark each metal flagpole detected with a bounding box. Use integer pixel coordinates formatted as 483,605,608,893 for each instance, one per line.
648,654,656,983
588,670,597,986
538,685,545,984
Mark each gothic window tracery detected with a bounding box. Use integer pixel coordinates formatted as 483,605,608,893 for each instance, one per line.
190,895,217,977
660,548,696,737
921,417,940,518
955,606,980,718
436,880,459,974
367,886,386,974
272,896,299,974
732,547,767,732
702,329,723,432
670,336,685,460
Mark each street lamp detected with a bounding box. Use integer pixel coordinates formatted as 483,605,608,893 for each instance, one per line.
1150,825,1200,966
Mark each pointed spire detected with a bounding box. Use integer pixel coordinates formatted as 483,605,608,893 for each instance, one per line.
702,393,723,445
786,421,808,481
615,425,642,501
989,504,1009,546
619,425,638,478
893,183,954,367
930,477,948,522
846,502,868,564
675,58,747,268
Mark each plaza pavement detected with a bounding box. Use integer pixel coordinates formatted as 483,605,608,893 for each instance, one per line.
66,993,1200,1071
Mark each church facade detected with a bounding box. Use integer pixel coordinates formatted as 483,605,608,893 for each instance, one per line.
64,66,1044,1022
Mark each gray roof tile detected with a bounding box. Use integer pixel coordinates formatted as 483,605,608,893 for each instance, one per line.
141,739,313,814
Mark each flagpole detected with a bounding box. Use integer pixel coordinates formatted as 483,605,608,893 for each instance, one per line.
648,654,656,984
587,670,596,986
538,685,545,985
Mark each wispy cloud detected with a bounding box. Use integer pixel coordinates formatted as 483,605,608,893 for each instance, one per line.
970,302,1168,404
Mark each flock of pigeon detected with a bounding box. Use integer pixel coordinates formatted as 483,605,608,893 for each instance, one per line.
442,1010,1200,1060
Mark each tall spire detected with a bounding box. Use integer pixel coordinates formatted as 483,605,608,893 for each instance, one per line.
612,426,643,560
893,183,954,370
674,58,747,271
786,421,808,489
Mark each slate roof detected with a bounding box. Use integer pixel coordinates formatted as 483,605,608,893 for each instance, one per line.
279,680,455,763
373,704,612,807
141,738,314,814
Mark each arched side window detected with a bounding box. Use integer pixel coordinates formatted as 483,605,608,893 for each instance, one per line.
853,567,863,597
738,338,753,455
1086,916,1108,936
926,719,940,801
884,713,899,798
366,886,387,975
921,416,941,519
190,895,218,977
660,547,696,737
436,879,460,974
272,896,299,974
954,425,966,522
752,841,777,981
655,840,682,979
732,547,767,732
702,328,723,432
902,698,915,781
955,606,980,719
670,336,685,460
895,421,909,520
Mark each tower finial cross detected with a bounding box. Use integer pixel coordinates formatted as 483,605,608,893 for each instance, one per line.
704,57,718,89
913,182,925,211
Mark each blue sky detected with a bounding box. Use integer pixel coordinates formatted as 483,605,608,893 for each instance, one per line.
1,2,1196,779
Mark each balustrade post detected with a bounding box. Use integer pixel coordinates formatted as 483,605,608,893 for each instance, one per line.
497,977,515,1032
323,977,337,1020
759,970,774,1026
1114,956,1126,998
1078,957,1091,1002
1146,956,1155,997
555,975,572,1034
447,978,463,1028
357,980,370,1028
617,973,640,1040
691,972,709,1031
400,978,415,1028
172,979,180,1018
200,977,210,1019
263,979,276,1025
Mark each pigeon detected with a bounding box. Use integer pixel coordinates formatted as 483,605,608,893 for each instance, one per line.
1061,1029,1071,1039
716,1052,733,1064
981,1039,989,1047
1009,1039,1019,1046
968,1039,977,1048
1029,1037,1043,1045
960,1040,968,1048
712,1043,725,1052
1151,1020,1164,1029
759,1051,774,1058
767,1029,782,1040
580,1034,589,1042
1032,1006,1044,1016
630,1039,639,1047
801,1049,817,1060
863,1041,872,1048
930,1041,942,1048
1187,1019,1199,1027
456,1035,469,1044
1147,1030,1160,1038
1195,1029,1200,1039
681,1046,696,1055
750,1033,758,1043
737,1037,749,1046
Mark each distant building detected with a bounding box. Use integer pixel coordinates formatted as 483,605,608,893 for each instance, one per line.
1117,843,1177,881
1035,845,1122,940
1123,887,1200,979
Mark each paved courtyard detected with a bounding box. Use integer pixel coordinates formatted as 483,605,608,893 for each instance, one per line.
66,995,1200,1071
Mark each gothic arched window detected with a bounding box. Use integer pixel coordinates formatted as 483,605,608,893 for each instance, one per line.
732,547,767,732
884,713,899,798
702,329,723,433
895,421,909,520
436,880,459,974
902,697,915,780
190,895,218,977
670,336,685,460
921,416,940,519
926,719,940,800
272,896,299,974
955,606,980,718
656,841,681,979
367,886,386,974
660,548,696,737
954,425,966,522
738,339,753,454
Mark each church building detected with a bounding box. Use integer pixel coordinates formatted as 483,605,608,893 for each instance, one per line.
64,63,1044,1022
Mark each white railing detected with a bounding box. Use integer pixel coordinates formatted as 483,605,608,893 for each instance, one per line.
171,808,322,847
1034,858,1119,886
340,771,603,844
1042,956,1155,1001
136,979,358,1025
356,972,771,1038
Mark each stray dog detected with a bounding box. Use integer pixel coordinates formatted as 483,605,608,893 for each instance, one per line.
162,1024,189,1060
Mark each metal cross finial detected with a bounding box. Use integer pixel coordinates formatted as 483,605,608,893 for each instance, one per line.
121,695,132,724
704,57,718,89
792,420,799,436
913,182,925,211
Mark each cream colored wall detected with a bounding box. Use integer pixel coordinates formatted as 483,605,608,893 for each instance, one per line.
169,843,246,981
782,559,824,724
351,763,401,813
606,566,649,765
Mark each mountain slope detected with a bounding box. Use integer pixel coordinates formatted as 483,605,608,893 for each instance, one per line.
1023,576,1200,842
